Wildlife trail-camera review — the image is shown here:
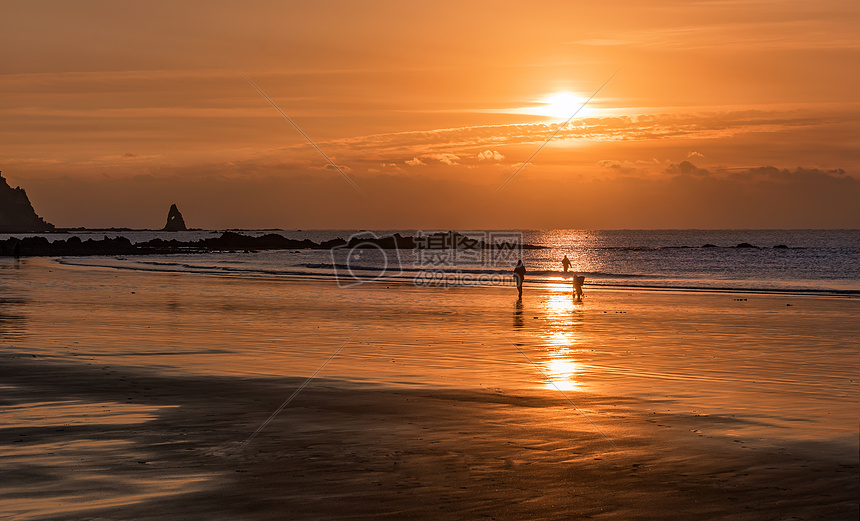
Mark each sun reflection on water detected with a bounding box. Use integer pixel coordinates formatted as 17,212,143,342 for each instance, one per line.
544,291,575,319
546,358,580,391
538,289,585,391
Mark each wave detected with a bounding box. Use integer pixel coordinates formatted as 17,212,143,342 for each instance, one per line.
299,263,657,279
56,256,858,297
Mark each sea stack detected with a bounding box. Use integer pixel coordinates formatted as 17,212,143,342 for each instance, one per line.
162,204,188,231
0,171,55,233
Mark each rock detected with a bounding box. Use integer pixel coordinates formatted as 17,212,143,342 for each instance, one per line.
2,231,550,257
162,204,188,231
735,242,758,248
0,171,55,233
774,244,788,249
702,243,718,248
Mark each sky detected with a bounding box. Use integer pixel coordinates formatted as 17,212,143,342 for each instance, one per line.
1,0,858,229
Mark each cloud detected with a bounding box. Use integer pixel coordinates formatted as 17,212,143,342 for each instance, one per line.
576,18,860,52
665,161,710,176
477,150,504,161
597,159,642,174
314,109,837,162
89,153,163,163
404,157,426,166
427,153,459,165
597,160,623,168
570,38,628,46
17,159,858,229
637,158,666,165
687,151,705,159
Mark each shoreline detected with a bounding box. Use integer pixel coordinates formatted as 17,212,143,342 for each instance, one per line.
46,255,859,298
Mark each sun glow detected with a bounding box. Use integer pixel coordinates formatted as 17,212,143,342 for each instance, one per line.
536,92,594,120
494,91,601,120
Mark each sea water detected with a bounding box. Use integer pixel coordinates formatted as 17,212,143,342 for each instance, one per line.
30,229,859,296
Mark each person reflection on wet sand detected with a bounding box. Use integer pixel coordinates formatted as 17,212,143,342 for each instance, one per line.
513,297,524,328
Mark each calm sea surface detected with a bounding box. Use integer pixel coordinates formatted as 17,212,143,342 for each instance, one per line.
5,229,858,295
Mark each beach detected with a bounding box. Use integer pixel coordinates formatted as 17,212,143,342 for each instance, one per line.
1,257,857,520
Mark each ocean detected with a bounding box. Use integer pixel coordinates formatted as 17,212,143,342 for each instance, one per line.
5,229,858,296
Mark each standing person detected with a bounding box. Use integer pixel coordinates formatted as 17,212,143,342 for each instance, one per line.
561,255,571,273
513,260,526,297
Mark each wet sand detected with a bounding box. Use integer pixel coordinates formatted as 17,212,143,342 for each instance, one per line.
1,258,858,520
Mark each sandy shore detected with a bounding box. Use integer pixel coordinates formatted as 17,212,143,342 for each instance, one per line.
1,258,857,520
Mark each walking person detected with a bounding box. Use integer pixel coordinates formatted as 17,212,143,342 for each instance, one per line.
513,260,526,298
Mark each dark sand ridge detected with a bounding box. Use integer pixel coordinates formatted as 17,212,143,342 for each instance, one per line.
1,258,857,519
1,355,857,521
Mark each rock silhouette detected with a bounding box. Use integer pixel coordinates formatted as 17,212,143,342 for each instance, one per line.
1,231,547,257
0,171,54,233
162,204,188,231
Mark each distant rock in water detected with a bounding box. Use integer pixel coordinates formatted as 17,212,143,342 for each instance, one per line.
735,242,759,249
773,244,788,249
0,171,54,233
701,243,718,248
162,204,187,231
1,231,549,257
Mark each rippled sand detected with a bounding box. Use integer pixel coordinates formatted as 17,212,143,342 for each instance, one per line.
1,258,857,519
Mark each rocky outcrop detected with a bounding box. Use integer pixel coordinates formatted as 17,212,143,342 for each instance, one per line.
0,172,54,233
0,231,548,257
162,204,187,231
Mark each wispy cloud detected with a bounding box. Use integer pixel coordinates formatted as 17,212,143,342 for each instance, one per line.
570,18,860,51
301,109,836,163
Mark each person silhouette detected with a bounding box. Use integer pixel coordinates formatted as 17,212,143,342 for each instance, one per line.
573,274,585,302
513,260,526,297
562,255,571,273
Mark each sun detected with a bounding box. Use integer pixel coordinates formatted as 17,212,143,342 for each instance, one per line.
493,91,600,119
536,92,592,120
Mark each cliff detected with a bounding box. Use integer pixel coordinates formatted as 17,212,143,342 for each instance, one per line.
0,172,55,233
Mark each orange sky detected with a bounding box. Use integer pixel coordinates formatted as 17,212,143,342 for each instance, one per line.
2,0,858,229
